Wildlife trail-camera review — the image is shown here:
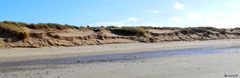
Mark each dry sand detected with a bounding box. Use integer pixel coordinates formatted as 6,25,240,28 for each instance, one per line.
1,39,240,78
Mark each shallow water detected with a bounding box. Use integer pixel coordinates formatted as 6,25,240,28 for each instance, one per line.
0,45,240,67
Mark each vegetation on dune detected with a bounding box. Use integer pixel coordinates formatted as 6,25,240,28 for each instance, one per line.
188,27,226,34
0,21,236,41
0,21,81,40
26,23,77,30
124,26,182,30
0,21,29,40
2,21,240,48
109,27,148,37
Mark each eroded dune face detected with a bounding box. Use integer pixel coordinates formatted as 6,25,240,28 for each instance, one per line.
0,21,240,48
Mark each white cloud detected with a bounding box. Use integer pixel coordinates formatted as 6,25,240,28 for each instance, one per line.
90,21,167,27
187,12,203,20
183,11,240,28
229,0,240,7
203,12,240,28
128,17,139,22
169,17,183,23
90,22,127,26
174,2,186,11
151,10,160,14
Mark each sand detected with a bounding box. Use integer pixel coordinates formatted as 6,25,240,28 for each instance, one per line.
1,39,240,78
1,39,240,62
1,49,240,78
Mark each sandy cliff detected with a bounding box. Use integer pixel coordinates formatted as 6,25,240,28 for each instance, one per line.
1,21,240,48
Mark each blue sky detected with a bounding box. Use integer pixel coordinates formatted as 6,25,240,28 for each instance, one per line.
1,0,240,28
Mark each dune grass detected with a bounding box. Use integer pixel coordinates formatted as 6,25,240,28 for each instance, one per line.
0,21,29,40
0,21,233,40
109,27,148,37
26,23,77,30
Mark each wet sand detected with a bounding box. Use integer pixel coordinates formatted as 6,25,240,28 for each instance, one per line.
1,39,240,62
1,39,240,78
1,50,240,78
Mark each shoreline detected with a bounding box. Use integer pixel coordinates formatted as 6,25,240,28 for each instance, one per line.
1,39,240,78
0,39,240,62
1,41,240,78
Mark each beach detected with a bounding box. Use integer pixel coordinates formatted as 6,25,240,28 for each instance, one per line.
0,39,240,78
1,0,240,78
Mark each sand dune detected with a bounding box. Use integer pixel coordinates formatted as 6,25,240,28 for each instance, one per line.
2,21,240,48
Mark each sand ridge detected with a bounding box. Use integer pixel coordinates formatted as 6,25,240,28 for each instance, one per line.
1,21,240,48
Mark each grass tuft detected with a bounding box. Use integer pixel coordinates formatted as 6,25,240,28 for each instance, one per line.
109,27,148,37
0,21,29,40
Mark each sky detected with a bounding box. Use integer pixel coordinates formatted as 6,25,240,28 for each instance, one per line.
1,0,240,28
